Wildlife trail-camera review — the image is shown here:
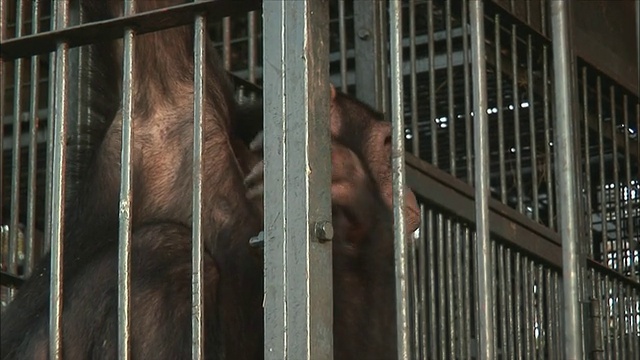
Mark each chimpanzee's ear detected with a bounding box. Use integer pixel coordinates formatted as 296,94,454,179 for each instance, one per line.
330,83,337,100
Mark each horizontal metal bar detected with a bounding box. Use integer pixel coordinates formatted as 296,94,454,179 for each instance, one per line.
405,154,563,268
0,271,24,288
0,0,261,60
587,259,640,289
2,128,47,150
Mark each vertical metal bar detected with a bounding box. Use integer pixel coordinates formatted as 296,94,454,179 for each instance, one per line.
542,45,554,230
44,0,59,255
523,257,532,357
427,209,438,359
409,230,420,358
49,1,70,358
463,227,472,359
596,76,607,260
491,241,498,357
511,25,524,214
263,1,333,358
427,0,438,166
622,95,636,281
247,11,257,84
377,0,389,117
537,266,545,360
445,219,455,358
527,35,539,221
389,2,411,358
9,0,26,279
454,223,464,358
498,245,509,359
353,0,384,110
409,0,419,156
470,1,494,358
118,1,136,359
603,276,612,358
514,252,523,358
192,9,206,360
609,86,623,273
437,215,446,360
551,2,585,358
222,17,231,71
545,269,553,359
495,14,507,203
582,67,593,256
0,0,5,228
445,0,456,176
338,0,348,93
540,0,547,37
418,206,428,359
25,0,41,278
462,0,473,185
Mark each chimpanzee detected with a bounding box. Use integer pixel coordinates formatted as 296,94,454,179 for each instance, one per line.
0,0,421,359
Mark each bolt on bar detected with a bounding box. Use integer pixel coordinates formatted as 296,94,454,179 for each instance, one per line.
262,0,333,359
49,0,71,358
469,1,494,359
353,0,385,110
388,2,412,358
550,1,584,358
192,7,207,360
118,1,136,359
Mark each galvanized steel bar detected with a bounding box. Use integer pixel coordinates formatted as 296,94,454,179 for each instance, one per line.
527,35,539,222
338,0,347,93
581,67,593,255
494,14,506,203
622,95,636,281
596,77,607,258
222,17,231,71
389,2,411,358
462,0,472,185
247,11,257,84
542,45,555,230
523,256,532,357
463,227,472,359
9,0,26,279
117,2,136,359
44,0,59,255
445,0,456,176
409,0,419,156
25,0,42,278
454,223,464,358
497,245,508,359
511,25,524,214
0,0,5,227
505,248,515,359
514,252,523,358
192,9,206,360
469,1,494,358
550,2,584,357
49,1,71,358
437,214,446,360
427,0,438,166
352,0,384,110
426,210,438,359
417,206,428,359
445,219,454,358
609,86,623,273
262,0,333,358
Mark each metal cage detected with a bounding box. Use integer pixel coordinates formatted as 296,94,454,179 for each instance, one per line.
1,0,638,359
